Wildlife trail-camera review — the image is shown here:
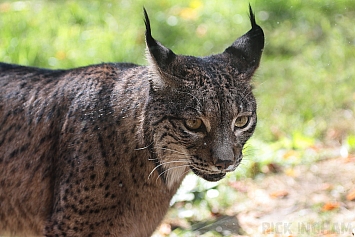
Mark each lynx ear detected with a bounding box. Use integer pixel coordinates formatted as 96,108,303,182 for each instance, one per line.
144,8,178,88
223,5,264,74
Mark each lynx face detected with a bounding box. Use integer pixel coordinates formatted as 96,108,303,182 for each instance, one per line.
143,7,264,188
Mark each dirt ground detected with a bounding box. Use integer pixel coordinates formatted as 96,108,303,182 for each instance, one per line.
234,156,355,237
156,154,355,237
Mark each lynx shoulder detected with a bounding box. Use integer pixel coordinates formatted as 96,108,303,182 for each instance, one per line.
0,6,264,237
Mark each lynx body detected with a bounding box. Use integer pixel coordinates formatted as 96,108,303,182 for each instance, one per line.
0,7,264,237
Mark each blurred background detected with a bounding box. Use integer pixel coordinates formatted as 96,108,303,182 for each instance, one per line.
1,0,355,236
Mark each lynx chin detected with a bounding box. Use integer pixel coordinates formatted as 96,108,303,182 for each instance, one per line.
0,6,264,237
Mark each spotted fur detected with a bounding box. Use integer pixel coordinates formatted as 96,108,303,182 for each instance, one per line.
0,6,264,237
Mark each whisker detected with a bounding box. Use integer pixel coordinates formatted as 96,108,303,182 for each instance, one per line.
147,147,189,163
156,164,190,182
181,167,191,177
156,146,187,156
135,142,154,151
240,87,253,101
189,165,209,173
148,160,189,179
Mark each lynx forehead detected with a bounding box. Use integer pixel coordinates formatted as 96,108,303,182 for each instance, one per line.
0,6,264,237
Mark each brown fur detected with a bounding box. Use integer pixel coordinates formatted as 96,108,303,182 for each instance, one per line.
0,7,264,237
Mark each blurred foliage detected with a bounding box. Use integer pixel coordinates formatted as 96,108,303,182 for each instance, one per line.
1,1,355,235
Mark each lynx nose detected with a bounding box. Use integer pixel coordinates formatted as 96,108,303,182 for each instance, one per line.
213,158,234,170
212,145,235,170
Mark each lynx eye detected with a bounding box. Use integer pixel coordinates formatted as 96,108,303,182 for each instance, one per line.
234,116,249,129
185,119,203,131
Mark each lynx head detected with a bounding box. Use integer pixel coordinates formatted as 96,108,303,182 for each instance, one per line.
143,6,264,189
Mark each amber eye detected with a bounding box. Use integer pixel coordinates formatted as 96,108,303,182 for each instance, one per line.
234,116,249,129
185,119,203,130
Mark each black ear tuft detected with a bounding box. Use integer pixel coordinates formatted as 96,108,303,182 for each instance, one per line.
143,8,180,88
143,7,150,33
143,8,176,71
248,4,257,29
143,7,156,50
223,5,264,75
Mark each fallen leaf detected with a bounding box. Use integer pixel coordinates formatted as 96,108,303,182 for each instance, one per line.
266,163,282,173
321,230,337,237
320,183,333,191
270,190,289,199
321,202,339,211
344,155,355,163
283,150,299,160
261,227,273,234
285,168,297,177
346,189,355,201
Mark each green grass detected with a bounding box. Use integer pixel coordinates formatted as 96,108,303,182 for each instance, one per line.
1,1,355,235
1,0,354,147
